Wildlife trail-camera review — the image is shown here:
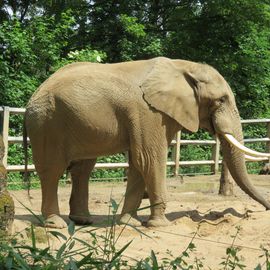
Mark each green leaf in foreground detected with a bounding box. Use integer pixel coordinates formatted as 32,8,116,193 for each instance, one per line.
68,221,75,237
49,230,67,241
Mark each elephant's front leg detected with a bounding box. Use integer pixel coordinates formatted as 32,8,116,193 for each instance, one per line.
69,159,96,225
119,156,145,226
144,164,170,227
134,147,170,227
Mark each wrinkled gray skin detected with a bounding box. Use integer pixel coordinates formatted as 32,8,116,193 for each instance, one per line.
24,57,270,228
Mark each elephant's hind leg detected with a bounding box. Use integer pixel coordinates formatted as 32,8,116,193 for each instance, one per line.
69,159,96,225
119,156,145,226
36,163,67,229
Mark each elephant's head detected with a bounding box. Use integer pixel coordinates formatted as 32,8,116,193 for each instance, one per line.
141,57,270,209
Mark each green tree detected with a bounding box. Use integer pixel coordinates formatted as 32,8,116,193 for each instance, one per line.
165,0,270,117
0,13,75,107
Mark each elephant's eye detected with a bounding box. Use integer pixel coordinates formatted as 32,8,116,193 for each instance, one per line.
219,96,226,103
211,95,227,111
215,95,227,106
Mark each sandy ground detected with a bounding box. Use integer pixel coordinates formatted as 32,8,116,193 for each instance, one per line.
10,174,270,269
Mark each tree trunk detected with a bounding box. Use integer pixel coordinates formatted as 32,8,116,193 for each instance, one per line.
219,160,234,196
0,135,14,236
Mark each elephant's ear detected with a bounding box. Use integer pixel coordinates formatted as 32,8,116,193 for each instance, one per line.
141,57,199,132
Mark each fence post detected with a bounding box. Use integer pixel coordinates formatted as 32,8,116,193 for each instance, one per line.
172,131,181,177
124,151,129,179
267,122,270,162
0,133,15,235
1,107,10,168
211,135,220,174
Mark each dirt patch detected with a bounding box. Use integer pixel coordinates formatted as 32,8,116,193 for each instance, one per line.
10,174,270,268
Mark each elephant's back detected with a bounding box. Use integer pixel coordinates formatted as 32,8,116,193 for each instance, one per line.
25,61,146,134
25,86,56,139
43,63,143,111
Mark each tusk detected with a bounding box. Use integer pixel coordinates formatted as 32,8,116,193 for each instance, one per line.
224,134,270,158
245,154,269,161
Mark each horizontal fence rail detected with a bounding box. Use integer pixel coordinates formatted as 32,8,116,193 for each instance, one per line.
1,106,270,176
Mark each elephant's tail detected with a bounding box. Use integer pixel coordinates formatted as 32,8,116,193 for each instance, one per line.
23,117,30,193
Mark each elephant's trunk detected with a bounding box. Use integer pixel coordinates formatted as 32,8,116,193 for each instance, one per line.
220,116,270,210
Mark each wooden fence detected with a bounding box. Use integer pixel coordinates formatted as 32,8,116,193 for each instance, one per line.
1,106,270,176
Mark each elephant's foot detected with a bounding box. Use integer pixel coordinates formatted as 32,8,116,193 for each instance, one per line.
146,216,171,227
44,214,67,229
119,213,142,227
69,214,93,225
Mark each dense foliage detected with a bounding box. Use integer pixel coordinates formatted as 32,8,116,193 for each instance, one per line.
0,1,269,181
0,0,269,117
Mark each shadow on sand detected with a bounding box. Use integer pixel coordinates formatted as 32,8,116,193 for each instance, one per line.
14,207,248,228
166,207,248,223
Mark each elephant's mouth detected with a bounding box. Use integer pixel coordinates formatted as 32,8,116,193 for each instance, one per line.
200,119,215,135
221,133,270,161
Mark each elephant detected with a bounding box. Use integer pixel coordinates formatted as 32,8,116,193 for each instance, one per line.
23,57,270,228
